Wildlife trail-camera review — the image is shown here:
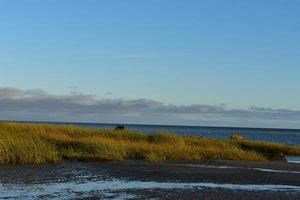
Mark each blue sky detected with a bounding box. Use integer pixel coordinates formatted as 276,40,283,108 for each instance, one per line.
0,1,300,127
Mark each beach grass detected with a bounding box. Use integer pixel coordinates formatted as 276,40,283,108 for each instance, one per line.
0,122,299,165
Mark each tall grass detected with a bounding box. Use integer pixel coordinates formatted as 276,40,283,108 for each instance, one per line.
0,122,299,165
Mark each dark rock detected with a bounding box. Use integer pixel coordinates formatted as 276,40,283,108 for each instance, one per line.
114,125,125,131
273,153,287,162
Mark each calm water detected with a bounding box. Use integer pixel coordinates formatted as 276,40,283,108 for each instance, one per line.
29,122,300,146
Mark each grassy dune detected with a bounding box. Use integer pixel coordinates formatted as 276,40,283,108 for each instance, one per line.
0,122,299,165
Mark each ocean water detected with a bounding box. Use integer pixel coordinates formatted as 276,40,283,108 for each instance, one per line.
31,122,300,146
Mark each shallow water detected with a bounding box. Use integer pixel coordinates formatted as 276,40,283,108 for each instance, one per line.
0,162,300,200
287,156,300,164
1,179,300,200
166,163,300,174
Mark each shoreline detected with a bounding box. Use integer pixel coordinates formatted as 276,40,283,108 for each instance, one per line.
6,120,300,132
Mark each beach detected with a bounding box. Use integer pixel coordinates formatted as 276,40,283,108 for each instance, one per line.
1,160,299,199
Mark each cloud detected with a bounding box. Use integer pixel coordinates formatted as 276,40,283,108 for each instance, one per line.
0,87,300,128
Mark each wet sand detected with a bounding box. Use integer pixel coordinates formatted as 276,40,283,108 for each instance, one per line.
0,160,299,199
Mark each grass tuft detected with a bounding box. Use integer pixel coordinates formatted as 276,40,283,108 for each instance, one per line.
230,134,246,141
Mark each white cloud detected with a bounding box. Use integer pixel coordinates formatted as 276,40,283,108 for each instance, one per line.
0,87,300,128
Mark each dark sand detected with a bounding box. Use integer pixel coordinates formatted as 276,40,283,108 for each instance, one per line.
0,160,299,199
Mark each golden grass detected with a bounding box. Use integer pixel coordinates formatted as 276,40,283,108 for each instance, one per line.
0,122,299,165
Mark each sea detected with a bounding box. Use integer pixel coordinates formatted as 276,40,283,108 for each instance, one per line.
26,121,300,146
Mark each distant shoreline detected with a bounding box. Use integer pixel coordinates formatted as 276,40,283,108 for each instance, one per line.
2,120,300,147
2,120,300,132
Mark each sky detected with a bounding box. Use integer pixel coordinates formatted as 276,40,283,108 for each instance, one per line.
0,0,300,128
